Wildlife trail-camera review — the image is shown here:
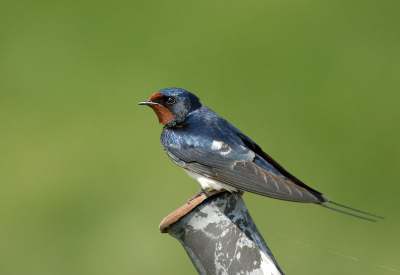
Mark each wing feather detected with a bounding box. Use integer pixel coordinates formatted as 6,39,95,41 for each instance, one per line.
184,160,330,203
161,122,330,203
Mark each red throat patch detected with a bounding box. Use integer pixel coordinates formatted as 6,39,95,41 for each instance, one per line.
150,105,174,125
148,92,175,125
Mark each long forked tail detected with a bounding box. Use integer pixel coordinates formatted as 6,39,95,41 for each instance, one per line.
318,201,385,222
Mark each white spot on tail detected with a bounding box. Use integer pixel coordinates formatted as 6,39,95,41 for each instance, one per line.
220,147,232,156
211,140,226,150
211,140,232,156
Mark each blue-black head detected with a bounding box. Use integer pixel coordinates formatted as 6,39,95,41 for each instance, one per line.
138,87,202,126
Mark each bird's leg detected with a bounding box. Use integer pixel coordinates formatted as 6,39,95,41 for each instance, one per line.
187,188,210,204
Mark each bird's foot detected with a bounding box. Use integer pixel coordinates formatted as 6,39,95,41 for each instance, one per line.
187,189,210,204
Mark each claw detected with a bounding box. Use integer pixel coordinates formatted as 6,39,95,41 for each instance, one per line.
187,189,210,204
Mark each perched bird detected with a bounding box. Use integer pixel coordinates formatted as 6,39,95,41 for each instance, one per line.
139,87,383,221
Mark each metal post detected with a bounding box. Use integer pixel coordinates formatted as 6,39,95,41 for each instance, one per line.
160,191,284,275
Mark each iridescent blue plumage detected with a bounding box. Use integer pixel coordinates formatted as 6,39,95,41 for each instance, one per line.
139,87,384,221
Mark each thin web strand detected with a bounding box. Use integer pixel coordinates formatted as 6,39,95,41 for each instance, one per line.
262,227,400,273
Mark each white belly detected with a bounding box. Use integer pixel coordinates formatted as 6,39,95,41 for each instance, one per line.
184,169,238,192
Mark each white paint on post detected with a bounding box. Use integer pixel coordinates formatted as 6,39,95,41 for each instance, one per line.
165,192,284,274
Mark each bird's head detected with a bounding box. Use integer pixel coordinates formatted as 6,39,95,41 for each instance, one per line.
138,87,202,126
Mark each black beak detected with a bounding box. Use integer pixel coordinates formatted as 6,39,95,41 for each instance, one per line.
138,100,160,106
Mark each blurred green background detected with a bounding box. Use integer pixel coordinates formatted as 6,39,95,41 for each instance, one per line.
1,0,399,274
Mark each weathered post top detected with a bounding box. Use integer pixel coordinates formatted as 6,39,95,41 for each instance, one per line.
159,191,284,275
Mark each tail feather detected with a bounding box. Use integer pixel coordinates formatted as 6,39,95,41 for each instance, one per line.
329,201,385,220
318,204,378,222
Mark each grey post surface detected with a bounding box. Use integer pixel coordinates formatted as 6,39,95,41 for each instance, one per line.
164,191,283,275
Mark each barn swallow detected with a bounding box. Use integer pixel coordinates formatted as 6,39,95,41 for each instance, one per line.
139,87,383,221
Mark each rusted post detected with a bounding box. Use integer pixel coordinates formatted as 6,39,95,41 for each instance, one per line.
159,191,283,275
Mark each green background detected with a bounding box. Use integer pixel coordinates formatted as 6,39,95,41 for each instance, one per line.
1,1,399,274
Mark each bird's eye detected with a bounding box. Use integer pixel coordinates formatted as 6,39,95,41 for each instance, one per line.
166,97,176,105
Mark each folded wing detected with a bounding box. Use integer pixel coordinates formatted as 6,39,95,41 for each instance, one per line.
163,128,330,203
